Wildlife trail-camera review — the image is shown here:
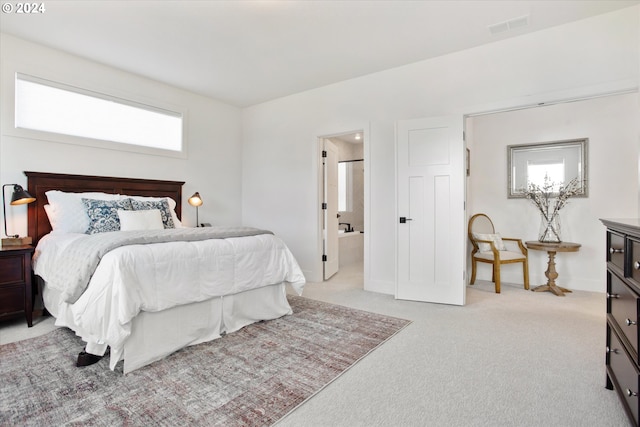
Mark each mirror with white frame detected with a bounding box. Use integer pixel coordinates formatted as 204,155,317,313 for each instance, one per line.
507,138,588,198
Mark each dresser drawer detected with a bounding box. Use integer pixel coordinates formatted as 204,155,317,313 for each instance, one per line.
608,231,625,273
609,272,639,357
0,254,26,286
631,237,640,285
608,326,640,426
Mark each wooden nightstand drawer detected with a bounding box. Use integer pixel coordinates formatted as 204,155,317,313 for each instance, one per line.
0,245,35,327
609,272,639,357
0,285,25,315
608,326,640,426
0,254,27,285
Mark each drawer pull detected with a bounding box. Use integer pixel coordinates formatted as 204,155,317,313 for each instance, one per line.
609,247,624,254
626,318,637,326
635,261,640,270
606,293,620,299
627,389,638,397
606,346,619,354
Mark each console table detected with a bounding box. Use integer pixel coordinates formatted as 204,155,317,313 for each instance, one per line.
525,241,581,297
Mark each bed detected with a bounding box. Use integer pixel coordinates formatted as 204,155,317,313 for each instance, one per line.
26,171,306,373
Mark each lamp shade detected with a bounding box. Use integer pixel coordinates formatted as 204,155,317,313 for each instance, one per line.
188,192,203,207
10,185,36,205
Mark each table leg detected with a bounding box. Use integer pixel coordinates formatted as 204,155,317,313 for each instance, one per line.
532,250,573,296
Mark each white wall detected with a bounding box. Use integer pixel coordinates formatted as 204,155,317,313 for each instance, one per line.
2,7,638,296
242,7,640,293
0,34,243,232
467,93,639,292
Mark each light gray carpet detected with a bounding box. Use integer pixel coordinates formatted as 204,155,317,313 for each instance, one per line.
276,271,629,427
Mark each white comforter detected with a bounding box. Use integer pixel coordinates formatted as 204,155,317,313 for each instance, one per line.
33,230,306,353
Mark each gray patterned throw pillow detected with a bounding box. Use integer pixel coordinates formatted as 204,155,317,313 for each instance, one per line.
82,198,134,234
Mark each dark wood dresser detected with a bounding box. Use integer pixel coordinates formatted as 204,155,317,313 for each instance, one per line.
601,219,640,426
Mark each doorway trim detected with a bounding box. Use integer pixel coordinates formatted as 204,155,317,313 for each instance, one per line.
460,84,637,118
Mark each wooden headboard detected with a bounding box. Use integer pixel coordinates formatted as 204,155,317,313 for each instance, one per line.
26,172,185,245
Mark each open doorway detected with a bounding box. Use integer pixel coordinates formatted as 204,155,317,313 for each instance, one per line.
319,131,365,288
464,91,638,293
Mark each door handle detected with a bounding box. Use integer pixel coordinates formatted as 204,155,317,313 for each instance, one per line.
399,217,413,223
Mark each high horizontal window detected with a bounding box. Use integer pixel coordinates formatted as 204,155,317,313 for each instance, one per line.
15,73,183,152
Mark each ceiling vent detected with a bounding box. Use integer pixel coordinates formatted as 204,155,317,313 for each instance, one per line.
488,15,530,35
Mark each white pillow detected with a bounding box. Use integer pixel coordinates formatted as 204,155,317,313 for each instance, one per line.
126,195,183,228
45,190,122,234
43,204,57,230
118,209,164,231
473,232,507,252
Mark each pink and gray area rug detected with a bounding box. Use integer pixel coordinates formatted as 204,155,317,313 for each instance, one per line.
1,296,410,426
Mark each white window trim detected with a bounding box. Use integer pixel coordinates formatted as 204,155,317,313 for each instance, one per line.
2,66,188,159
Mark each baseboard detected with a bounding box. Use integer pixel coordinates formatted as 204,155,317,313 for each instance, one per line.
364,279,394,295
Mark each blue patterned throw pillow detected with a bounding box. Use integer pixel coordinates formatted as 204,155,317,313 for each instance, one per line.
131,199,175,229
82,198,134,234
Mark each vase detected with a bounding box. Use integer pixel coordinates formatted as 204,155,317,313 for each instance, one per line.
538,213,561,243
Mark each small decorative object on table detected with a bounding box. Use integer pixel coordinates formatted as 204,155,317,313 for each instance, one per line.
522,175,582,243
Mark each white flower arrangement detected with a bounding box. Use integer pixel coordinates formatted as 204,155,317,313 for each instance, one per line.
522,175,582,242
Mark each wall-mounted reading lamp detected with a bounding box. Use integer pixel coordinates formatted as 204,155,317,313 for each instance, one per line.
188,192,203,227
2,184,36,247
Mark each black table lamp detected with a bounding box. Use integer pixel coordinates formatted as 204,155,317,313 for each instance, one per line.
188,192,203,227
2,184,36,246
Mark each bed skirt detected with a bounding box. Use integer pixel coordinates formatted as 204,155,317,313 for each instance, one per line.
43,283,292,373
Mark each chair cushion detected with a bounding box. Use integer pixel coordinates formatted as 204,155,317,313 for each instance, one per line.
472,232,507,252
474,250,526,261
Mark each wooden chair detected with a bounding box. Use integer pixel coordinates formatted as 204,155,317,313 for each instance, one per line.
468,213,529,293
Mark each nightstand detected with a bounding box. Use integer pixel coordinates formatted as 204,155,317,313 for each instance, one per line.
0,245,35,327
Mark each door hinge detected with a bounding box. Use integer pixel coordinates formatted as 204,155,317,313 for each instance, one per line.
322,254,327,262
322,150,327,158
322,202,327,210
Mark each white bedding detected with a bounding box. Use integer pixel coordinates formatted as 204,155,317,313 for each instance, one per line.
34,230,306,371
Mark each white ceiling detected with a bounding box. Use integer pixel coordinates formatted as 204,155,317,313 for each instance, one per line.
1,1,637,107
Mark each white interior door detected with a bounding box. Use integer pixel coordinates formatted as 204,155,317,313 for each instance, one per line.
323,139,339,280
396,115,465,305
